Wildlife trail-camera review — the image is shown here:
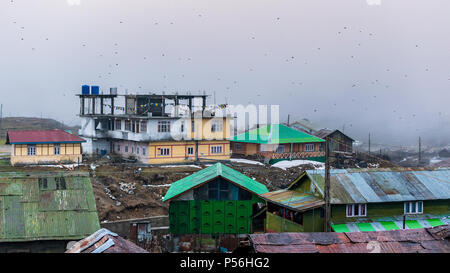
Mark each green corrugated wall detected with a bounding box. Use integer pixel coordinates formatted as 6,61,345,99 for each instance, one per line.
169,199,259,234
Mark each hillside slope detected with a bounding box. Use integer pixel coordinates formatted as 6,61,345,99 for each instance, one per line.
0,117,80,140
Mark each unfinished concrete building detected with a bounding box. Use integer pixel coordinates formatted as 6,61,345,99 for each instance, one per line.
77,86,232,164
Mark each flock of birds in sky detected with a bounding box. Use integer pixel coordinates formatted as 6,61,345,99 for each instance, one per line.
5,1,450,136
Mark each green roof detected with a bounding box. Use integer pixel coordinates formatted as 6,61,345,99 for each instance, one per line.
0,171,100,242
231,124,325,144
163,163,269,202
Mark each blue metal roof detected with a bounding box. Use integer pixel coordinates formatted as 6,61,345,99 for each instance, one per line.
305,168,450,204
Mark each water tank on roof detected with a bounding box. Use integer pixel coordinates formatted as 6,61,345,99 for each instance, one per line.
110,87,118,95
91,85,100,95
82,85,90,95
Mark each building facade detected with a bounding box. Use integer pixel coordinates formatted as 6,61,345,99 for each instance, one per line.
231,124,325,164
6,129,85,166
0,171,100,253
163,163,269,234
314,129,354,153
78,90,232,164
263,168,450,233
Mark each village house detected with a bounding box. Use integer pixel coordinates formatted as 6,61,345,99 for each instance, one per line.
6,129,85,166
77,87,232,164
231,124,325,164
163,163,269,235
0,171,100,253
314,128,354,153
261,168,450,233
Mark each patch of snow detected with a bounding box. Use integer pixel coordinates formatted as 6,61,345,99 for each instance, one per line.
272,160,325,170
159,165,202,169
230,158,264,165
30,163,82,168
430,157,443,164
143,184,172,188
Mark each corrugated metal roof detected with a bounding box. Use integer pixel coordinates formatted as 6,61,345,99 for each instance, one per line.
231,124,324,144
331,217,449,232
66,228,148,253
248,225,450,253
0,171,100,242
260,190,324,212
304,168,450,204
6,129,86,144
314,129,354,141
162,163,269,202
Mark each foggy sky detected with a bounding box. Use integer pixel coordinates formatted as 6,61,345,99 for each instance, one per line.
1,0,449,147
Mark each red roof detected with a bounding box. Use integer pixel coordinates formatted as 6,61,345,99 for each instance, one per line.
6,129,85,144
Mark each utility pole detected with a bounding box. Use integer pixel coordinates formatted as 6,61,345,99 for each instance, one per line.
418,136,422,165
368,133,371,156
324,137,331,232
287,114,290,126
0,104,2,139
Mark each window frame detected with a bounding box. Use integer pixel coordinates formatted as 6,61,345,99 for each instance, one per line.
160,147,170,156
305,143,315,152
211,119,223,133
346,204,367,217
54,144,60,155
276,145,285,153
187,147,194,155
158,121,171,133
27,145,36,156
211,145,223,154
404,201,423,214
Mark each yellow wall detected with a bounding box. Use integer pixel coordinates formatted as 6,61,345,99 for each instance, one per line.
11,143,82,166
148,140,231,164
189,117,230,141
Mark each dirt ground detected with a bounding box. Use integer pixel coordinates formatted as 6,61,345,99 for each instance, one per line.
0,146,400,223
77,162,309,222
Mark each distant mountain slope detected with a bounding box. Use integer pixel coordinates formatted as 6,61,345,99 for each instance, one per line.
0,117,80,140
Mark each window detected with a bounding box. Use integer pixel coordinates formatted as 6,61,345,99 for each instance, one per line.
55,177,66,190
132,147,134,153
125,120,131,131
276,145,285,153
38,178,48,190
142,148,146,156
211,145,223,154
158,121,171,132
211,119,223,132
180,123,184,132
404,201,423,214
27,145,36,156
160,148,170,156
191,120,195,133
235,143,242,150
115,119,122,130
187,147,194,155
140,121,147,133
346,204,367,217
137,147,139,154
117,144,121,152
125,146,128,153
305,143,315,152
54,144,60,155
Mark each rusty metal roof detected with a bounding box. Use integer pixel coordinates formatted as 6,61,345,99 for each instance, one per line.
248,225,450,253
260,190,324,212
304,168,450,204
0,171,100,242
66,228,148,253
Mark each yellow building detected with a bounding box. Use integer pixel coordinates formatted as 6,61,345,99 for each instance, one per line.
6,129,85,166
148,116,231,164
112,117,232,164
